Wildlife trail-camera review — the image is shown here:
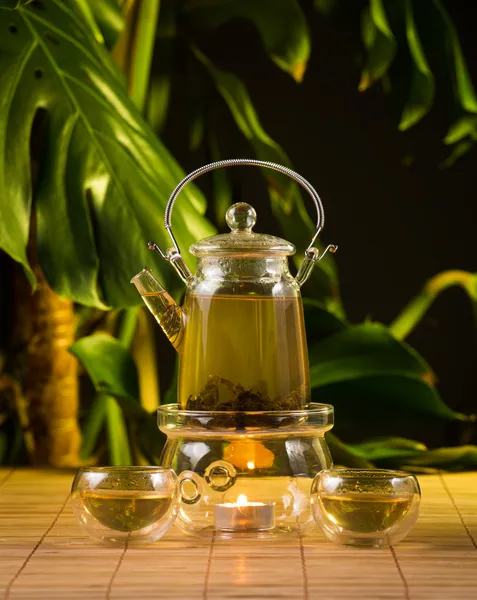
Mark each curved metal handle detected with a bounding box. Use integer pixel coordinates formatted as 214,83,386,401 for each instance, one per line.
149,159,337,286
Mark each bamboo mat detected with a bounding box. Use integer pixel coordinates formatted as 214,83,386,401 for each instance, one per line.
0,469,476,599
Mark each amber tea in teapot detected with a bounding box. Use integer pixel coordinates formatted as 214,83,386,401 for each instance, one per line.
179,294,308,410
131,159,337,415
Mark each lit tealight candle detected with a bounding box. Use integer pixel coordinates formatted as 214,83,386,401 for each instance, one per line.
214,494,275,532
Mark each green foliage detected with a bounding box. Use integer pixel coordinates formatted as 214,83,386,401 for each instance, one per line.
308,319,469,428
70,334,140,405
309,323,432,387
0,0,476,469
389,271,477,340
72,330,477,472
75,0,124,49
348,0,477,160
208,134,234,227
404,445,477,471
314,0,338,17
398,0,435,131
344,437,477,471
71,333,163,464
359,0,396,91
350,437,428,463
0,0,213,308
325,432,374,469
183,0,310,82
194,47,342,316
146,0,176,133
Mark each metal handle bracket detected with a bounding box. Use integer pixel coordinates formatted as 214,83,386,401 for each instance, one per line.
149,159,337,286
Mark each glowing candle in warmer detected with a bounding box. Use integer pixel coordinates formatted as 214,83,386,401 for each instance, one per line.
214,494,275,532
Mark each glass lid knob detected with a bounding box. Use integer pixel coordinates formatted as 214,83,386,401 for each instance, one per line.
226,202,257,233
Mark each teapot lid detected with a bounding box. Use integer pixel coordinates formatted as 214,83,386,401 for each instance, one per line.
190,203,295,256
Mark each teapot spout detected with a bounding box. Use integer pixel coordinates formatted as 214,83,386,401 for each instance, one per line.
130,267,184,350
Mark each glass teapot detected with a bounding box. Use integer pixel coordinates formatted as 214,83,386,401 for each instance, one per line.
131,159,337,537
131,159,337,413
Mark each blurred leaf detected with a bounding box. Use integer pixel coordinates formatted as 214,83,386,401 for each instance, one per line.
137,420,165,464
326,432,374,468
208,134,233,226
433,0,477,149
309,324,469,428
84,0,124,49
315,375,468,434
444,115,477,145
147,76,171,133
184,0,310,82
128,0,161,113
80,392,108,461
72,332,162,462
348,438,477,472
0,0,214,308
440,138,476,168
359,0,396,91
194,47,343,315
309,323,433,388
404,445,477,471
74,0,108,46
147,0,177,132
399,0,435,131
350,436,427,462
389,271,477,340
162,356,178,405
189,106,205,152
303,298,347,344
314,0,338,16
70,334,140,404
117,306,140,348
434,0,477,115
105,393,132,465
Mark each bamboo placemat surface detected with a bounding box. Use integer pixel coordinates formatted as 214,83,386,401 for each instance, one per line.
0,468,476,599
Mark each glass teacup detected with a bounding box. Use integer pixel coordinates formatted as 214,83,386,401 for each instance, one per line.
71,467,179,545
311,469,421,547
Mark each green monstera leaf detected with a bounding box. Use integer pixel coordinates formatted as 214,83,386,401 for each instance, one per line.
0,0,214,308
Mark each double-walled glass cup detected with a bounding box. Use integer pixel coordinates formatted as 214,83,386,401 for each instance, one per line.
311,469,421,547
71,467,179,545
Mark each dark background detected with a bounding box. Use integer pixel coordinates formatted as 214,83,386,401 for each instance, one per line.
162,1,477,445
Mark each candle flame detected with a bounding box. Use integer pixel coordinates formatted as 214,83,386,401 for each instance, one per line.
237,494,248,506
247,461,255,469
